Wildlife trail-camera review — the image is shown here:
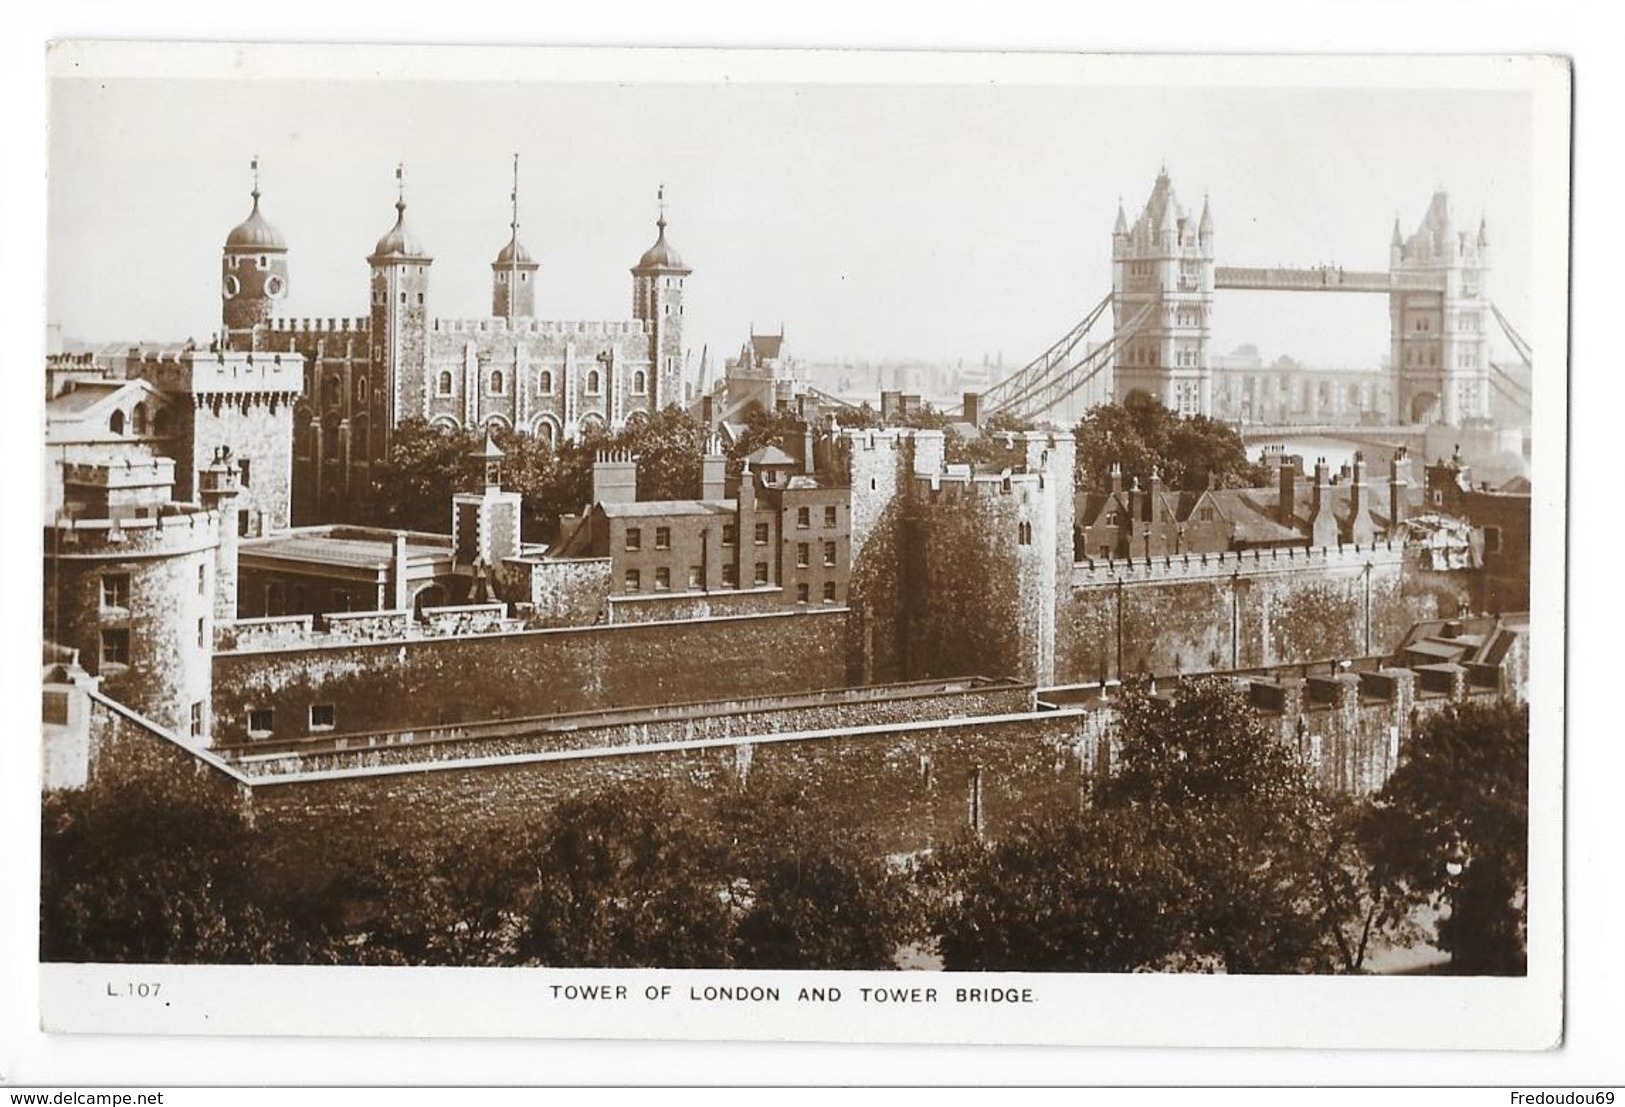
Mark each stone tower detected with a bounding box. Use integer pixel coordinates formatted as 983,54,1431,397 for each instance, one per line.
221,160,289,352
369,166,434,454
43,459,220,743
630,186,691,412
1110,168,1215,416
492,155,539,321
1389,190,1492,426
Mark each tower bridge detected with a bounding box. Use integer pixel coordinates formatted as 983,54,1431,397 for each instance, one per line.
977,170,1532,435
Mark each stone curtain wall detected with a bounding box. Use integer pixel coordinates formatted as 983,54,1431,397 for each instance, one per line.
226,679,1034,776
1062,545,1421,683
242,711,1089,860
210,608,849,745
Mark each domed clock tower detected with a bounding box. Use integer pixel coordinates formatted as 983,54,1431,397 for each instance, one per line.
221,159,289,352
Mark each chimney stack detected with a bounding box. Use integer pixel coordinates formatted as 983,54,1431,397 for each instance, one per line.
700,436,727,500
1278,455,1298,527
591,448,639,505
1309,457,1338,548
1348,451,1375,545
1147,466,1163,522
1389,448,1408,534
1109,461,1124,495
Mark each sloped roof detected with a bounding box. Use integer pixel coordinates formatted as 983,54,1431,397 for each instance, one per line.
746,444,799,468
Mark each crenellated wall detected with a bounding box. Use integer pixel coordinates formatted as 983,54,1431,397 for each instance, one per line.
1061,542,1421,683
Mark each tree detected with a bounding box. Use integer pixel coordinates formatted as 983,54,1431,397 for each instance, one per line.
513,781,734,968
1362,701,1529,974
1073,391,1269,491
369,418,563,541
614,405,711,501
924,809,1200,972
716,785,922,970
925,678,1370,973
40,784,296,964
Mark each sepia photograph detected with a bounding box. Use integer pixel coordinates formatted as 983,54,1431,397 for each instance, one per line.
29,42,1569,1051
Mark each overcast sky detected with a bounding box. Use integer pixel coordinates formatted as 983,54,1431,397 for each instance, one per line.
48,67,1536,371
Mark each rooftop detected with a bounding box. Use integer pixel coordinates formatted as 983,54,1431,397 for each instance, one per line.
242,528,453,570
597,499,737,519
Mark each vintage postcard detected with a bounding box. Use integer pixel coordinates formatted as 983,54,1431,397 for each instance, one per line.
32,42,1569,1049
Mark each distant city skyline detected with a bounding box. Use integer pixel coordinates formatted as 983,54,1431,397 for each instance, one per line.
49,61,1535,379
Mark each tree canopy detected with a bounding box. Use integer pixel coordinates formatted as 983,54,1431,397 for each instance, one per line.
1073,391,1269,492
367,407,715,543
1362,701,1529,974
926,678,1369,973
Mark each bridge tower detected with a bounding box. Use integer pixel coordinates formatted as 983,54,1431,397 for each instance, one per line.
1110,168,1215,416
1389,191,1491,426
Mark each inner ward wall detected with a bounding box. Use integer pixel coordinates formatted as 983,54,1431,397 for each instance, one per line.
1060,546,1431,683
243,711,1093,861
210,608,849,745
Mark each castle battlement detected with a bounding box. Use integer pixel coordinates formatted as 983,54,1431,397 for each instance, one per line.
839,428,907,452
268,318,371,335
46,506,224,557
217,603,524,653
137,349,305,396
1071,539,1405,588
912,470,1044,500
430,317,654,337
62,456,176,489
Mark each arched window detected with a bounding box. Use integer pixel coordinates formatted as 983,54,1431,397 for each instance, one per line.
538,369,553,394
152,408,173,438
586,369,601,394
355,377,369,404
437,370,453,396
490,370,505,395
633,370,647,394
322,413,342,458
131,403,148,436
108,410,125,435
324,375,342,408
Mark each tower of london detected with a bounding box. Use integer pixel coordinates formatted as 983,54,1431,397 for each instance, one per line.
219,164,691,526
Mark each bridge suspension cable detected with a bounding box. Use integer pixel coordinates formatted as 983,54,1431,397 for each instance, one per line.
980,293,1112,412
983,294,1154,422
989,302,1153,421
1489,302,1533,369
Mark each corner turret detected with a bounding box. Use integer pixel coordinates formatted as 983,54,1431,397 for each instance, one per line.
221,158,289,352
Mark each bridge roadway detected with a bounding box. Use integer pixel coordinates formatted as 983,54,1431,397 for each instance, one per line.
1213,266,1447,293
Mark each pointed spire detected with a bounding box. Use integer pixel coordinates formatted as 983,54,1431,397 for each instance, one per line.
1198,191,1214,238
370,161,429,262
1477,214,1489,248
1113,196,1128,236
250,155,261,204
1391,213,1404,248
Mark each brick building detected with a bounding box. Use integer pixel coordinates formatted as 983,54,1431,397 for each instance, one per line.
554,440,851,614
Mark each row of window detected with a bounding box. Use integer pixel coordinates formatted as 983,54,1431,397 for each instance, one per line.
246,703,334,738
433,367,647,398
625,508,840,553
623,564,840,602
106,404,177,437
